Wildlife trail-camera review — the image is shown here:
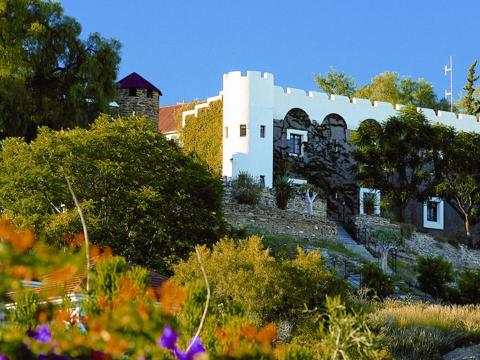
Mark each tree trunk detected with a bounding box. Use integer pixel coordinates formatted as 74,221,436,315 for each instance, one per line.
380,249,389,272
464,214,472,247
307,199,313,216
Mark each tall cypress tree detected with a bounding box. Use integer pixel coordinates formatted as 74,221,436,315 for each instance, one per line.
463,60,480,116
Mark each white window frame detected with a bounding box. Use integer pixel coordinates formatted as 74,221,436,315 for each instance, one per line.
423,197,444,230
359,188,381,215
289,178,307,185
286,129,308,156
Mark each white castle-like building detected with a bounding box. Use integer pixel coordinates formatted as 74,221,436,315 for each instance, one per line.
119,70,480,237
178,71,479,188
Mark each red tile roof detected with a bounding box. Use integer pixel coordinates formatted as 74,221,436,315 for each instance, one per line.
117,72,162,95
158,104,184,133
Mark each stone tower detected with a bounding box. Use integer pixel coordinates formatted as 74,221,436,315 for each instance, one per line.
115,72,162,121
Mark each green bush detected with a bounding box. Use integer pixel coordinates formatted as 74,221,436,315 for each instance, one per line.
457,268,480,304
416,256,454,299
360,262,394,299
231,172,263,205
274,176,295,210
400,223,416,239
0,115,225,274
292,296,390,359
173,236,344,322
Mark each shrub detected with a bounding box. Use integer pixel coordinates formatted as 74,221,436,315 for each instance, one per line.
274,176,295,210
292,296,390,359
457,268,480,304
416,256,454,299
400,223,416,239
231,172,263,205
360,262,395,299
173,236,344,322
363,192,377,215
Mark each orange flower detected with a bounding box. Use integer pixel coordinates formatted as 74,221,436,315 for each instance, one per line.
0,219,35,251
255,323,277,346
156,280,186,315
239,324,257,341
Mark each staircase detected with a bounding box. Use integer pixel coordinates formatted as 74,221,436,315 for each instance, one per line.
336,223,375,262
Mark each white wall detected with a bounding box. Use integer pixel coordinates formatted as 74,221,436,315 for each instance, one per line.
183,71,480,188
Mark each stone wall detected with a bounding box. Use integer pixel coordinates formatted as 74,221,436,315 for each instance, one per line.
352,214,394,230
224,185,327,221
116,88,160,121
224,183,335,240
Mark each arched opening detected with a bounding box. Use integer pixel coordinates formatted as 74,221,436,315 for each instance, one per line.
321,113,347,142
284,108,311,128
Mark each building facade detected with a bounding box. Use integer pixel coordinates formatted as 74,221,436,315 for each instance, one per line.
175,70,480,239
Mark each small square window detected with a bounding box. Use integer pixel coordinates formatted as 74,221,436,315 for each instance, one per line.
240,124,247,137
289,134,302,155
427,201,438,222
260,125,266,138
129,88,137,97
147,89,153,98
225,126,229,138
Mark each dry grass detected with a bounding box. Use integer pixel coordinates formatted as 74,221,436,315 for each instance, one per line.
369,300,480,359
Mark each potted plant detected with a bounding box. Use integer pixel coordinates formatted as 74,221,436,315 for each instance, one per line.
363,192,377,215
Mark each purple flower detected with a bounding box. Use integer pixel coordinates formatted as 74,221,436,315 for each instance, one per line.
28,324,52,343
175,336,206,360
158,325,206,360
158,324,178,351
0,355,9,360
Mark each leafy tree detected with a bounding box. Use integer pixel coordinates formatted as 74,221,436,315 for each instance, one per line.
416,256,454,299
434,127,480,242
0,115,224,273
314,69,357,97
351,105,438,221
181,100,223,175
354,72,449,110
370,227,402,272
0,0,121,140
458,60,480,116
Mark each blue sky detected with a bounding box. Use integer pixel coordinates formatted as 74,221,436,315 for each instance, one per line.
61,0,479,106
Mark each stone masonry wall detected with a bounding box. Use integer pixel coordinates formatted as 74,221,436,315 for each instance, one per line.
224,184,336,240
116,88,160,121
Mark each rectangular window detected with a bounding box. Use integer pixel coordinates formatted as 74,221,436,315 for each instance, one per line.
240,124,247,137
260,125,266,138
225,126,229,138
147,89,153,98
129,88,137,97
259,175,265,188
289,134,302,155
427,201,438,222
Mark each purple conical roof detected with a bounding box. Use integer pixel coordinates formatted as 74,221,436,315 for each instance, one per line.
117,72,162,95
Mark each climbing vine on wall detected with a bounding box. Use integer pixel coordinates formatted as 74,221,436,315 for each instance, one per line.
180,100,223,175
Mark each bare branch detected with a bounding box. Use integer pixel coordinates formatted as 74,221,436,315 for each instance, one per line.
65,175,90,292
186,246,211,352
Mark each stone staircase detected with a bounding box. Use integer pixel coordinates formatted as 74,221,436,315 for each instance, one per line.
336,223,375,262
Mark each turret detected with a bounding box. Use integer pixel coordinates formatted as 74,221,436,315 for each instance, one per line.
115,72,162,121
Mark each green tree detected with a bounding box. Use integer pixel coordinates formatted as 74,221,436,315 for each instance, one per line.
0,115,224,273
434,127,480,242
354,72,448,110
352,105,438,221
458,60,480,116
314,69,357,97
0,0,121,140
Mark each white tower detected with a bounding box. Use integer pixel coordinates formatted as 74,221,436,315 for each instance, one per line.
222,71,275,187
